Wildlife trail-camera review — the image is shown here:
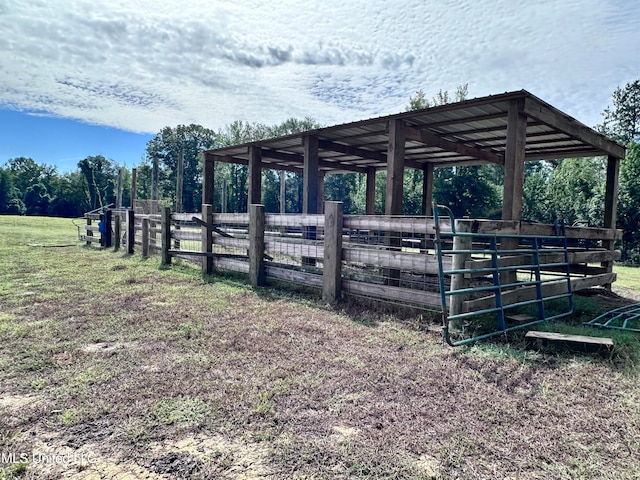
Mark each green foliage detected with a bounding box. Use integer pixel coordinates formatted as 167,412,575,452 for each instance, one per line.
77,155,118,211
597,79,640,144
433,166,501,218
618,141,640,262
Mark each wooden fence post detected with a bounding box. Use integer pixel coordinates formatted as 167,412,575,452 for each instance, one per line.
323,201,343,304
141,217,149,258
449,219,472,329
103,210,113,248
202,204,213,275
161,206,172,265
249,204,266,287
126,209,135,254
113,213,121,251
86,217,93,245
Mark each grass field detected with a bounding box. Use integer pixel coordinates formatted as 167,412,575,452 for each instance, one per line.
1,216,639,479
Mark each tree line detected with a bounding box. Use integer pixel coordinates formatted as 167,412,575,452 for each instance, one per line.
1,81,639,261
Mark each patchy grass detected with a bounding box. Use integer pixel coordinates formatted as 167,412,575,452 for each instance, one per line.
1,215,640,479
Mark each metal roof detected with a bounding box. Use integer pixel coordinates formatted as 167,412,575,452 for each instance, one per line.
203,90,625,174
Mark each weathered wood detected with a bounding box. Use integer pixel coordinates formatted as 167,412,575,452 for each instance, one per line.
126,209,135,254
525,330,614,354
151,157,159,202
202,154,214,206
449,220,472,327
344,215,448,234
249,204,265,287
405,126,503,165
113,214,121,251
161,206,172,265
265,214,324,228
366,167,376,215
303,135,319,215
176,151,184,213
116,168,123,209
462,273,616,313
214,237,249,249
103,210,112,248
523,97,626,159
131,168,137,209
323,201,343,304
422,163,434,216
503,99,527,221
602,155,621,287
85,224,100,232
172,229,202,242
213,256,250,274
141,217,149,258
265,265,323,288
248,146,262,208
343,247,443,274
85,236,101,244
212,213,250,224
202,204,213,274
386,119,405,216
466,249,621,273
172,212,202,222
265,240,323,259
342,279,444,308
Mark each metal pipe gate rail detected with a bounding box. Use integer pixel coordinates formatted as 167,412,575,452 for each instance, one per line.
433,205,574,346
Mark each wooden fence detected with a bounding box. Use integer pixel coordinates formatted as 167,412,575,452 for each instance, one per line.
86,202,622,314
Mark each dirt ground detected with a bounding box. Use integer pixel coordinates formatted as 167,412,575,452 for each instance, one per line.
1,225,640,479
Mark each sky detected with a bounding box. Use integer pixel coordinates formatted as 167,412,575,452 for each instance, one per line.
1,0,638,173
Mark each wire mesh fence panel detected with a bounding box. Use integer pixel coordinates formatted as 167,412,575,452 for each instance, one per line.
263,214,325,287
170,213,202,254
210,213,250,274
341,215,445,309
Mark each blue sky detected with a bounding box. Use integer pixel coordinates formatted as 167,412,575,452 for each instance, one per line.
1,0,638,173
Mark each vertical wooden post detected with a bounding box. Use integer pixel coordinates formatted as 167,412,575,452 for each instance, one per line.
422,163,434,216
248,146,263,209
103,210,113,248
323,201,343,304
141,217,149,258
280,170,286,214
113,214,121,251
501,99,527,285
201,204,213,274
151,158,159,203
303,136,319,266
385,119,405,286
249,204,266,287
131,168,137,210
602,155,621,287
126,209,135,254
366,167,376,215
449,220,472,326
116,168,123,209
202,154,215,207
176,150,184,213
161,206,172,265
86,217,93,245
222,178,228,213
317,171,325,214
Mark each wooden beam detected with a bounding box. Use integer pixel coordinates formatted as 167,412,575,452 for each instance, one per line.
261,148,367,173
386,119,405,215
422,163,434,216
502,99,527,221
602,155,621,286
405,126,504,165
248,145,262,207
202,153,215,207
318,139,387,162
131,168,137,209
366,167,376,215
523,97,625,159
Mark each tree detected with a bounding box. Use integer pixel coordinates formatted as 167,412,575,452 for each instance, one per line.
78,155,119,211
617,141,640,262
146,124,217,213
597,80,640,145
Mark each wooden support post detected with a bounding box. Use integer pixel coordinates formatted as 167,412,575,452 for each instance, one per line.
151,157,159,203
176,150,184,213
248,146,262,209
318,171,325,214
422,163,434,216
384,119,405,286
249,204,266,287
141,217,149,258
113,214,121,251
602,155,621,288
303,136,319,266
86,218,93,245
501,99,527,285
202,154,215,207
201,204,213,275
103,210,113,248
279,170,286,235
116,168,123,209
161,206,172,265
366,167,376,215
131,168,137,210
323,201,343,304
449,220,472,327
126,209,135,254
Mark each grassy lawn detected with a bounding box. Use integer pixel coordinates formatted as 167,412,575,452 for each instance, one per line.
1,215,639,479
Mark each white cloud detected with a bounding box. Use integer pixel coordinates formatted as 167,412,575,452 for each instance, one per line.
0,0,638,133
